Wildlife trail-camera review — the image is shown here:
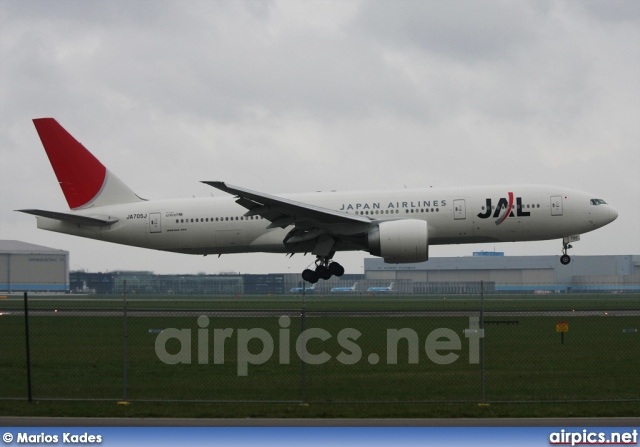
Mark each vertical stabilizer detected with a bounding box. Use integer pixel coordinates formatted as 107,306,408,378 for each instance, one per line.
32,118,144,209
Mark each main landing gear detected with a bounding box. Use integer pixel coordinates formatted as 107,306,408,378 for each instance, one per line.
301,256,345,284
560,241,572,265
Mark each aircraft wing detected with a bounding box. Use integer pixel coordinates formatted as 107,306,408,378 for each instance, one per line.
202,181,371,228
202,181,373,256
17,209,119,226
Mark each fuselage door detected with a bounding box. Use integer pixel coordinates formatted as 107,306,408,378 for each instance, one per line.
149,213,162,233
453,199,466,220
550,196,563,216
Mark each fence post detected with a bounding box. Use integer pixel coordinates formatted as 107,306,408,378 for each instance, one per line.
23,291,32,402
480,280,485,403
122,279,128,402
300,288,307,404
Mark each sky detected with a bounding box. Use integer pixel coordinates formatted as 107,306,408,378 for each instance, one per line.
0,0,638,275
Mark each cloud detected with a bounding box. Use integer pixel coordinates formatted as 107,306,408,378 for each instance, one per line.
1,0,638,275
355,0,546,62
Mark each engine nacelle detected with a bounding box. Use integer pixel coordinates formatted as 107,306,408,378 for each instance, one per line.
368,219,429,263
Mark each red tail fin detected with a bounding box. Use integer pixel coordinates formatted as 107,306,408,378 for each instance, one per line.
33,118,142,209
33,118,106,209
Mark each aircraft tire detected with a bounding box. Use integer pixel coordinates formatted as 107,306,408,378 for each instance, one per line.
316,265,332,280
328,262,345,277
302,269,319,283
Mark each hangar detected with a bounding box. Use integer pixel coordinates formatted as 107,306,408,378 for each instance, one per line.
0,240,69,293
363,253,640,294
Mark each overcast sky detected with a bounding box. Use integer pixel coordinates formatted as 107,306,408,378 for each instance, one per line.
1,0,638,275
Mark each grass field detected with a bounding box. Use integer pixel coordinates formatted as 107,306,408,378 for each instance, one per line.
1,293,638,418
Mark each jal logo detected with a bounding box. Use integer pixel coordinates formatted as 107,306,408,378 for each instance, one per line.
477,192,530,225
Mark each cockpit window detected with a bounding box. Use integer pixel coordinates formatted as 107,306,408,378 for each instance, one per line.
590,199,607,205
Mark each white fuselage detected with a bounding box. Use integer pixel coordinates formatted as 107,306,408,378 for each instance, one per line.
34,184,617,259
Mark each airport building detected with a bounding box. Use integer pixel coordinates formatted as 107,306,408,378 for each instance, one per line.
4,239,638,295
70,271,281,295
67,253,640,295
363,253,640,294
0,240,69,292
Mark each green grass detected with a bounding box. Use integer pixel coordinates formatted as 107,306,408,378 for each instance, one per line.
2,400,640,419
1,293,638,418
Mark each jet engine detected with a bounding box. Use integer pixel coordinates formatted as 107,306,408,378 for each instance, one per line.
367,219,428,263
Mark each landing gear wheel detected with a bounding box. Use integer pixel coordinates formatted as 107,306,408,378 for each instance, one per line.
328,262,345,277
316,265,332,280
300,254,344,282
302,269,319,284
560,240,573,265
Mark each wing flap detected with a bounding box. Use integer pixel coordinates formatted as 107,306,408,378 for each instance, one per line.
267,216,297,229
235,197,261,211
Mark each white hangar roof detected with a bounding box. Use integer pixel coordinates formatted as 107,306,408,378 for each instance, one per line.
0,240,68,255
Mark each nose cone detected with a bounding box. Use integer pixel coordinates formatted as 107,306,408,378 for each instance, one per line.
609,206,618,223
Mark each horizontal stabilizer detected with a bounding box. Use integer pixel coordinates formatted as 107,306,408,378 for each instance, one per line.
17,209,119,226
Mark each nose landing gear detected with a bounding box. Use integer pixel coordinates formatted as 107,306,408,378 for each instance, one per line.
301,256,345,283
560,242,572,265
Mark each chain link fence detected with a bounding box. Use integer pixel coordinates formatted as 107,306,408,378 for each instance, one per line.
1,288,638,403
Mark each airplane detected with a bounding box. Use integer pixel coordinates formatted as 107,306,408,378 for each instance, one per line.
290,283,316,293
367,282,394,292
331,282,358,293
18,119,618,284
